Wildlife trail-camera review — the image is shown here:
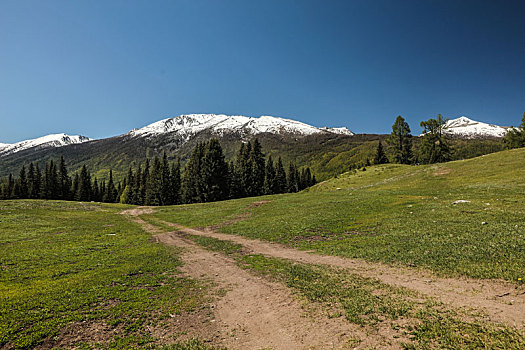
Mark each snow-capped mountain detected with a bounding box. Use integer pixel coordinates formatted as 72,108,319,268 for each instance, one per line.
0,133,91,156
444,117,508,138
128,114,354,139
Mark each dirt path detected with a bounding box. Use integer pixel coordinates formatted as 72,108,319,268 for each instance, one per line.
158,220,525,329
123,207,395,349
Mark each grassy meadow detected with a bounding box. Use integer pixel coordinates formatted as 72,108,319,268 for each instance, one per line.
147,148,525,281
0,200,213,349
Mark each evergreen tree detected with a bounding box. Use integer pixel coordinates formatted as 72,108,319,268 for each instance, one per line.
92,177,100,202
123,167,135,204
419,114,451,164
145,157,162,205
201,139,229,202
4,174,15,199
504,112,525,149
374,141,388,165
103,170,117,203
16,165,28,198
228,161,241,199
76,165,92,201
249,139,265,196
182,142,205,203
287,163,299,193
160,152,171,205
170,159,182,205
43,159,59,199
264,156,276,194
140,159,150,205
71,173,79,200
58,156,71,200
385,115,413,164
274,157,287,194
132,164,142,205
235,142,253,197
34,164,42,199
27,163,35,198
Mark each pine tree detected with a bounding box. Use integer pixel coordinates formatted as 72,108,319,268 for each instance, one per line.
92,177,100,202
235,142,253,197
18,165,28,198
140,159,150,205
182,142,205,203
274,157,287,194
170,159,182,205
58,156,71,200
419,114,451,164
76,165,92,201
287,163,299,193
160,152,171,205
34,164,42,199
123,167,134,204
386,115,412,164
264,156,276,194
103,170,117,203
228,161,241,199
374,141,388,165
27,163,36,198
145,157,162,205
43,159,59,199
5,174,15,199
249,139,265,196
504,112,525,149
132,164,142,205
201,139,229,202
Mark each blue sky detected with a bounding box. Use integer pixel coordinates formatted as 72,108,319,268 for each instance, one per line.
1,0,524,143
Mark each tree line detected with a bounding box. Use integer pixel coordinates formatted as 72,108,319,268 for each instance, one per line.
0,139,317,204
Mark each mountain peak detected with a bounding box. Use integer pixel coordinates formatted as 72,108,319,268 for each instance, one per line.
128,114,354,138
444,116,508,138
0,133,92,156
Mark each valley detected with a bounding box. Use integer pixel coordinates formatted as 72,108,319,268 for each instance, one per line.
2,148,525,349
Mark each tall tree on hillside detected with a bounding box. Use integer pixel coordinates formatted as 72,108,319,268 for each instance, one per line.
160,152,171,205
504,112,525,149
43,160,59,199
374,141,388,165
264,155,276,194
34,164,42,199
170,159,182,205
58,156,71,200
27,163,37,199
287,163,299,193
103,170,117,203
132,164,142,205
182,142,205,203
274,157,287,194
386,115,413,164
76,165,92,201
92,177,100,202
17,165,28,198
201,139,229,202
419,114,451,164
235,142,253,197
249,139,265,196
145,157,162,205
140,159,150,205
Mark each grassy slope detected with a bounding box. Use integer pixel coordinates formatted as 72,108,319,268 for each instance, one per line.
149,148,525,281
0,201,211,349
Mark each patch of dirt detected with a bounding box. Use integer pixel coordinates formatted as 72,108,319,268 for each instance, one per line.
120,207,155,216
154,231,394,349
433,167,451,176
160,221,525,329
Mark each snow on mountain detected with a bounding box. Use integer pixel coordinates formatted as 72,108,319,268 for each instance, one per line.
444,116,508,138
0,133,91,156
319,127,354,135
129,114,354,139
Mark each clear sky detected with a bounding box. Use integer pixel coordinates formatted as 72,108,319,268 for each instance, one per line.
1,0,524,143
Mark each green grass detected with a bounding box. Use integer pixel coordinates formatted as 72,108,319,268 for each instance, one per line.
0,200,210,349
187,234,525,349
151,148,525,282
